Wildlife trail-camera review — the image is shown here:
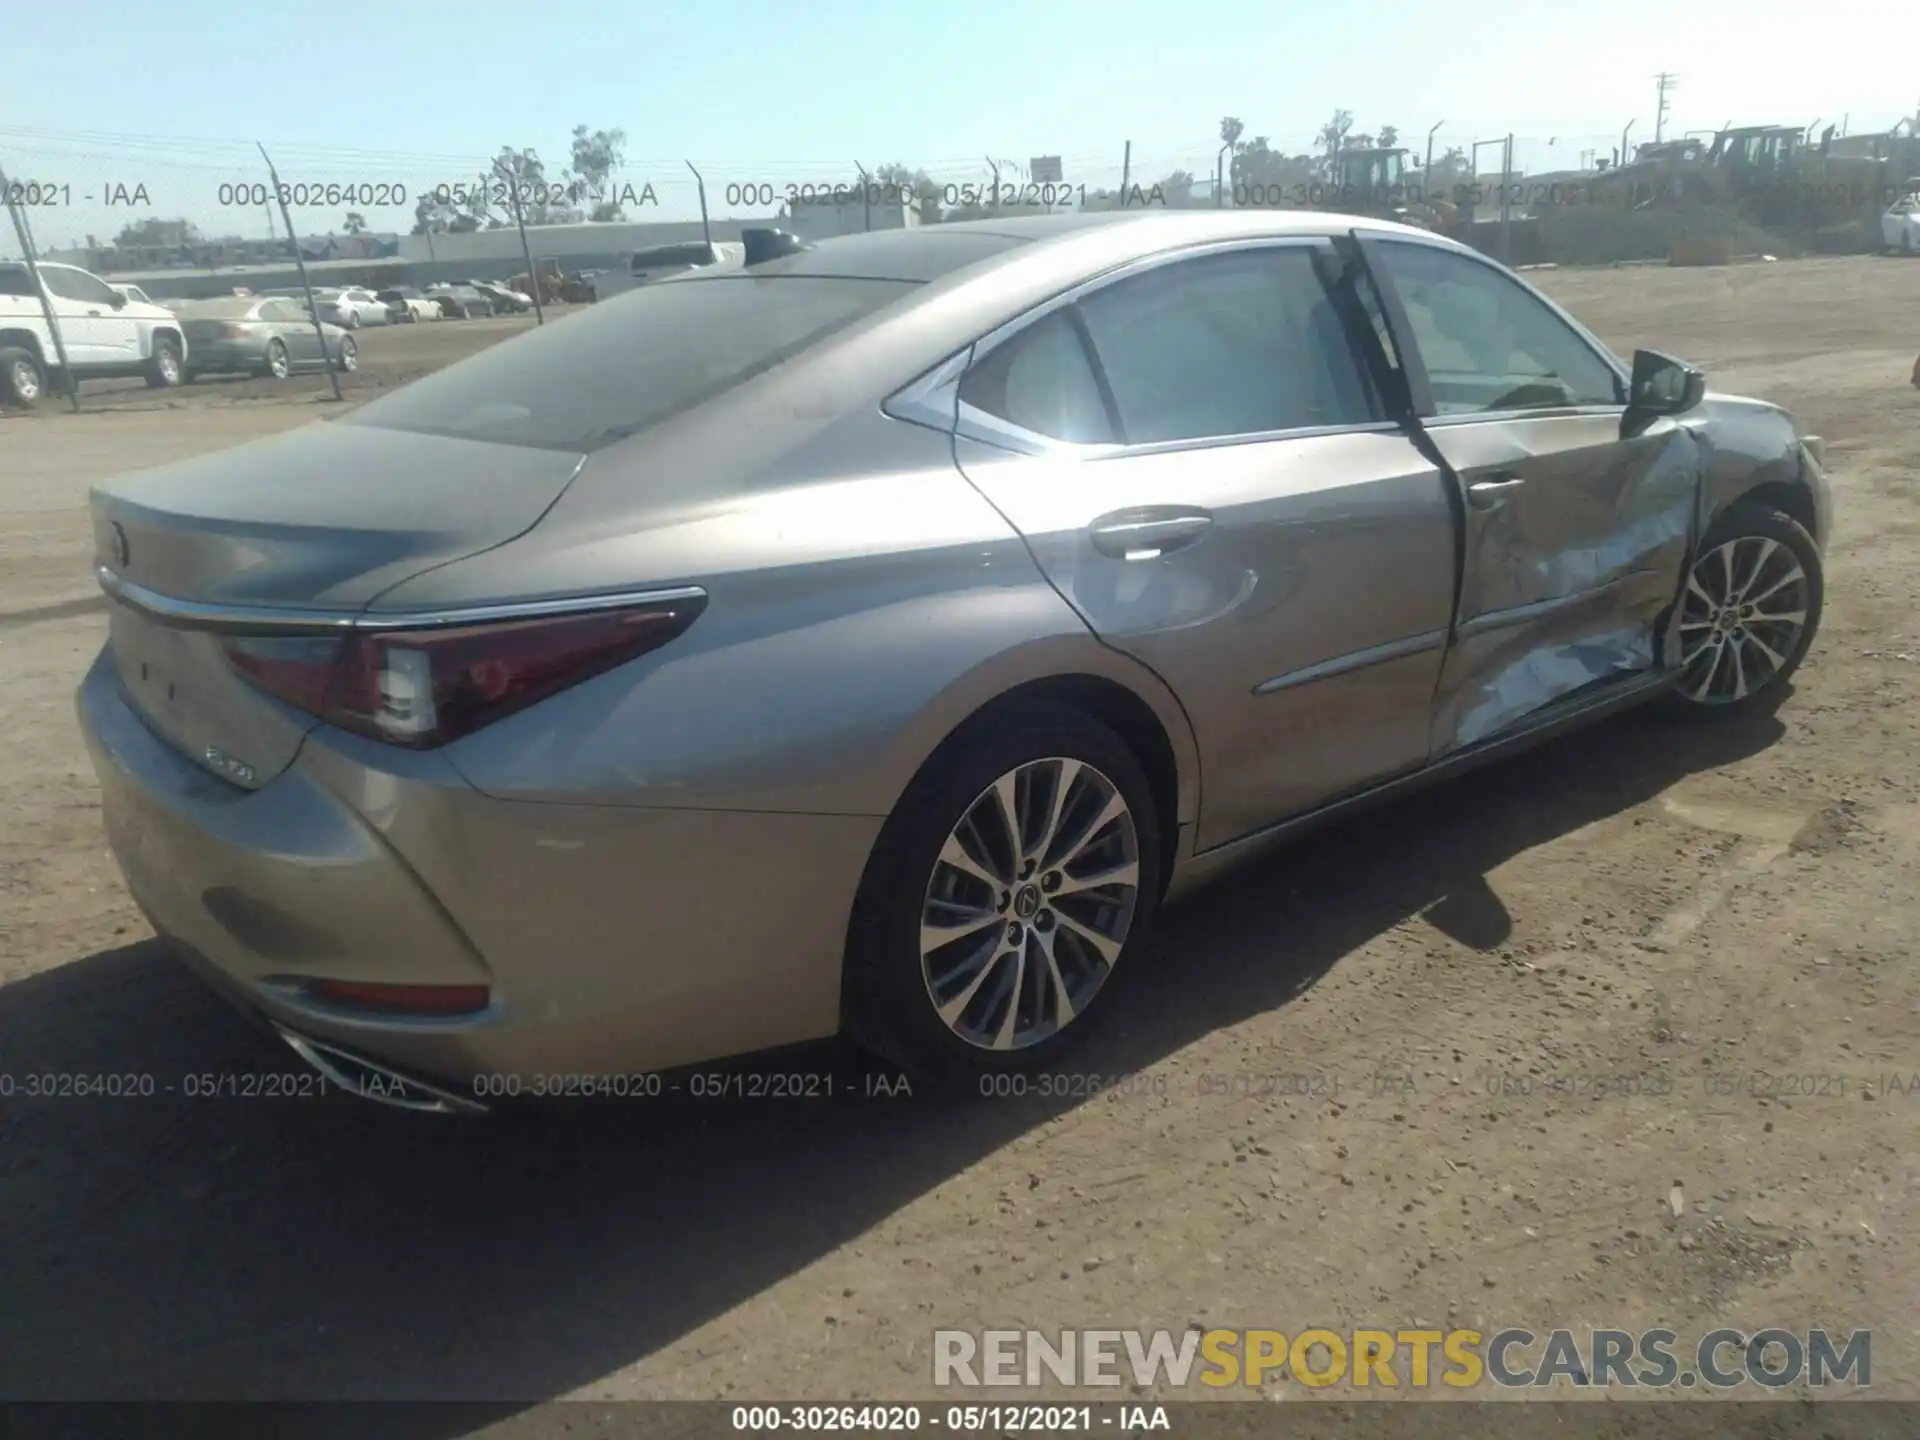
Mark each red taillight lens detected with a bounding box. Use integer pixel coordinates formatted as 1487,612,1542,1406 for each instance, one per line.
220,598,703,748
306,979,490,1014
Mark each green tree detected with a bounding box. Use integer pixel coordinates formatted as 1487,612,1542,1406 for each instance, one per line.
567,125,628,220
1316,109,1355,179
1378,124,1400,149
342,211,367,235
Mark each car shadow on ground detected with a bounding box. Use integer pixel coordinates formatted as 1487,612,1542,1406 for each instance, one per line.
0,703,1786,1420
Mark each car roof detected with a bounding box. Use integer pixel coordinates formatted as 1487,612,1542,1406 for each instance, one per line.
175,297,264,317
739,208,1451,284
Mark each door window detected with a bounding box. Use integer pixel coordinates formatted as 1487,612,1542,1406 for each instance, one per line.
38,265,120,306
1075,247,1380,443
1372,241,1623,415
958,310,1115,444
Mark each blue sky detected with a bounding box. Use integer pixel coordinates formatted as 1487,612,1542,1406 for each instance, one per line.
3,0,1914,250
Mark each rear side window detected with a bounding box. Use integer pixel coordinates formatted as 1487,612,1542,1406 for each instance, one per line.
346,276,915,452
959,311,1115,445
0,267,35,297
1076,247,1381,444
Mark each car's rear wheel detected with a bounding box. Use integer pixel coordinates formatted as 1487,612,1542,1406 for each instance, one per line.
1656,501,1822,721
846,701,1161,1090
334,336,358,372
0,346,44,407
262,340,290,380
144,334,184,389
341,310,360,330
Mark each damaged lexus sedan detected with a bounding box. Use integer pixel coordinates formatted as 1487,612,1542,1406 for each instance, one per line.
77,211,1831,1110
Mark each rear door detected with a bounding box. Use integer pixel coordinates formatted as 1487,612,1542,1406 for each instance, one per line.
264,300,321,365
949,239,1458,851
1357,233,1700,753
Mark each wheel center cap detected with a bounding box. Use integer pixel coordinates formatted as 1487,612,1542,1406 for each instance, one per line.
1013,885,1042,919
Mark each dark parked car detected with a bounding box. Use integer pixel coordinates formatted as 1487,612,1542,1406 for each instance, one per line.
466,280,533,313
173,297,357,380
426,284,494,320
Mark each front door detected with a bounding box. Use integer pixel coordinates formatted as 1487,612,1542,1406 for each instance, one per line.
949,240,1458,851
1358,234,1700,753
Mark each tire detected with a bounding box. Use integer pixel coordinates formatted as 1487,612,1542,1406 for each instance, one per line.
144,333,184,389
1654,501,1823,722
334,336,358,373
342,310,360,330
844,700,1163,1091
262,340,290,380
0,346,45,408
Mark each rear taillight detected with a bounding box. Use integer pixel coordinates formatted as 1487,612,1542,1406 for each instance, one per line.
220,597,703,748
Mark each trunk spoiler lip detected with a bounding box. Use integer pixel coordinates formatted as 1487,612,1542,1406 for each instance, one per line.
96,566,707,636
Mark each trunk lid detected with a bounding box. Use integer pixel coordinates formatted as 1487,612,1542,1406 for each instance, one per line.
91,420,586,787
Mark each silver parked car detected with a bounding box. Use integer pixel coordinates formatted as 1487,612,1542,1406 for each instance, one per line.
78,212,1831,1112
174,297,358,380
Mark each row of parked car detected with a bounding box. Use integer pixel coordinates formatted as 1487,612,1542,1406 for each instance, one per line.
300,280,537,326
0,260,540,405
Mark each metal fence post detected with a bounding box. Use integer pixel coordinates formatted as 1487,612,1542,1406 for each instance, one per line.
1,161,82,411
257,143,344,402
496,159,545,325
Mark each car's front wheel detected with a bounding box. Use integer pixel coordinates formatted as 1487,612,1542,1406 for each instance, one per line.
144,334,184,389
334,336,358,372
262,340,290,380
1658,501,1822,720
0,346,44,407
846,701,1161,1089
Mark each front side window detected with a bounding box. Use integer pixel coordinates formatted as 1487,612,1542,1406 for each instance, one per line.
1074,247,1381,444
39,266,119,306
1373,241,1623,415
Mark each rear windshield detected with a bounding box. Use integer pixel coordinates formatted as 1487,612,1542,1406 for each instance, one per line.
345,275,916,452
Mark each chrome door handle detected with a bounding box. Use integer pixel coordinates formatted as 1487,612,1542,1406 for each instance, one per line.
1089,509,1213,560
1466,475,1526,508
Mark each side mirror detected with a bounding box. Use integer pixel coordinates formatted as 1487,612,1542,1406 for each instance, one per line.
107,292,127,309
1626,348,1705,419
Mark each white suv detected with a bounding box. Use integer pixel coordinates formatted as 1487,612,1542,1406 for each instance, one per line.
0,261,189,405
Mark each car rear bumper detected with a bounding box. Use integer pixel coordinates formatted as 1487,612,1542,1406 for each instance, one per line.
77,647,879,1098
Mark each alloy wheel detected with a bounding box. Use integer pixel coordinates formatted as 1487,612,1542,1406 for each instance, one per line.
1677,535,1811,704
10,358,39,401
919,757,1140,1051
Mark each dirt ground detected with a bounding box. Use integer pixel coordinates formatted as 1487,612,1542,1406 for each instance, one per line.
0,257,1913,1417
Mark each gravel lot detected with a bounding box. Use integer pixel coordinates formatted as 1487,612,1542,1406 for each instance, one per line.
0,257,1914,1413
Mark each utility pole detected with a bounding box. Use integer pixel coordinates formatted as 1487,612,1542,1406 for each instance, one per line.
1654,72,1678,143
257,143,342,401
1120,141,1131,205
854,161,872,232
1425,120,1444,193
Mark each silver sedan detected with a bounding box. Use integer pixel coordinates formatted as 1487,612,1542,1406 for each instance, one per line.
175,297,358,381
78,211,1831,1112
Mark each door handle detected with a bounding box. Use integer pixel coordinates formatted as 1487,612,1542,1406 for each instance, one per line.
87,308,103,316
1089,509,1213,560
1466,474,1526,508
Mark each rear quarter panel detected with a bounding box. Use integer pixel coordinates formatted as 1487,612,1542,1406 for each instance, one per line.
375,409,1201,826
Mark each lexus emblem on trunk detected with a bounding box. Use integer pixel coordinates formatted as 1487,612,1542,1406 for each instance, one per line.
109,522,130,568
